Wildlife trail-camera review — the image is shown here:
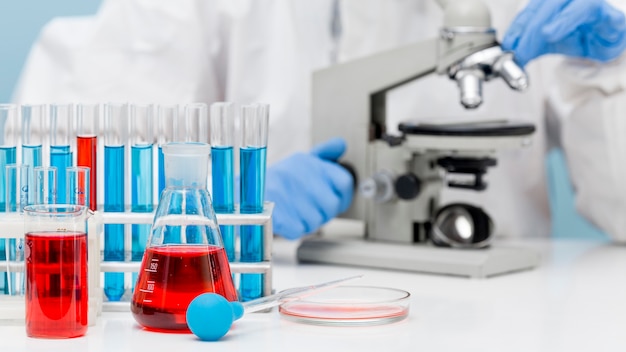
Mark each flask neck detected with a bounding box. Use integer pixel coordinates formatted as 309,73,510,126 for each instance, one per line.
163,143,210,189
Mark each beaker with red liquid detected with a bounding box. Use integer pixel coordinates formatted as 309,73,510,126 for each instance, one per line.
23,205,90,339
131,142,238,332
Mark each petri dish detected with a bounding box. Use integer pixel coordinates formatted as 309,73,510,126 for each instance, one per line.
278,286,410,326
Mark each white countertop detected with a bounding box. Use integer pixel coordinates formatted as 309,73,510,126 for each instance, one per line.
2,236,625,352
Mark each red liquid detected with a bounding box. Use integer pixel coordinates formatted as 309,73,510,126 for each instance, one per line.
25,232,88,338
131,245,238,331
77,136,97,210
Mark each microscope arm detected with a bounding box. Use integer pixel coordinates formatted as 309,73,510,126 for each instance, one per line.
312,39,439,221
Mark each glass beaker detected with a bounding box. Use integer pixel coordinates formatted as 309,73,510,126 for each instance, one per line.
131,142,237,332
23,204,90,339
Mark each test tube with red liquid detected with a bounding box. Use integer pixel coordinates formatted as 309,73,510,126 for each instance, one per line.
76,104,99,211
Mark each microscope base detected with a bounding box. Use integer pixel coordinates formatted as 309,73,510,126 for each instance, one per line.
297,236,540,278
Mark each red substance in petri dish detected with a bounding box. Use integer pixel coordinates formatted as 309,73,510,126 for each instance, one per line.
76,136,97,211
131,245,238,332
280,303,408,320
25,232,88,338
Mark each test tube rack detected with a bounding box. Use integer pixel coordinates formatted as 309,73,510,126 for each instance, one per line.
0,202,274,323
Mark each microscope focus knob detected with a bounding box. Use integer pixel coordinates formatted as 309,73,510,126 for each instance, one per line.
395,173,421,200
359,170,395,203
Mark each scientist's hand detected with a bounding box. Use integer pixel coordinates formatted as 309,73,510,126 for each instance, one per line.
502,0,626,67
266,138,354,240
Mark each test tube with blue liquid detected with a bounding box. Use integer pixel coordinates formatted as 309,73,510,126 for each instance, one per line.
76,104,100,211
5,164,29,296
103,103,128,301
16,104,44,295
21,104,46,205
156,105,182,198
130,104,154,290
239,103,269,301
0,104,18,294
210,102,236,261
49,104,74,204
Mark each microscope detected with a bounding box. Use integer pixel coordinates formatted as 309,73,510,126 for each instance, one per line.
297,0,540,277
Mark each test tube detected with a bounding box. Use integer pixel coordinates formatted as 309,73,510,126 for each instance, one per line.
210,102,236,261
156,105,182,198
0,104,18,210
50,104,74,204
33,166,57,205
67,166,90,208
103,103,128,301
185,103,209,143
156,105,183,245
6,164,29,213
76,104,99,211
130,104,154,290
21,104,47,205
0,104,18,294
239,103,269,301
6,164,29,296
185,103,211,200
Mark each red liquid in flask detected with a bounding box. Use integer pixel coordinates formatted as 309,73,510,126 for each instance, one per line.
131,245,238,332
25,232,88,338
77,136,97,210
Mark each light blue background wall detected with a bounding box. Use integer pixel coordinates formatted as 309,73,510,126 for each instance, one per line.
0,0,102,103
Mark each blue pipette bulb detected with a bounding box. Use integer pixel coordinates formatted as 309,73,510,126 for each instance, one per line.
186,293,244,341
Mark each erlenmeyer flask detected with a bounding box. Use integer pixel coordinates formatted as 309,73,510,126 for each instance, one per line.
131,142,238,332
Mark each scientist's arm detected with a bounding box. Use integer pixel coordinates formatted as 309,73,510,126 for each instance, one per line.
266,138,354,240
549,56,626,242
502,0,626,67
504,0,626,241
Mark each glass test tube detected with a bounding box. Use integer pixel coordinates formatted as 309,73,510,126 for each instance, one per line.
156,105,182,198
33,166,57,205
76,104,99,211
6,164,29,296
130,104,154,290
184,103,211,199
210,102,236,261
185,103,209,143
239,103,269,301
50,104,74,204
21,104,46,205
0,104,18,294
0,104,18,211
67,166,90,208
103,103,128,301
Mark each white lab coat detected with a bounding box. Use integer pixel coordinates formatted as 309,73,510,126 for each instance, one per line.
13,0,626,241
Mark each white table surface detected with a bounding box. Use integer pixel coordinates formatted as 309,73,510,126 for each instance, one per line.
2,236,625,352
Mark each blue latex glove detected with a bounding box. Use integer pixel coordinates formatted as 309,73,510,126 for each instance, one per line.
266,138,354,240
502,0,626,67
